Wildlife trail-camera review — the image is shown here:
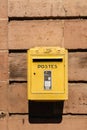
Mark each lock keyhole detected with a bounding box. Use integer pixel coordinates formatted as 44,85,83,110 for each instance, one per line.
33,72,36,75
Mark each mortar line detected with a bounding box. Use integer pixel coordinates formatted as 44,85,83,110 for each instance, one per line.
8,49,87,53
8,16,87,22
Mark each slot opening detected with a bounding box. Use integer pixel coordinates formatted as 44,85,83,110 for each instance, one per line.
33,59,63,62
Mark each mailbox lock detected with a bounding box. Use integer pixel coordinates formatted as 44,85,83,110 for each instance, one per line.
44,71,52,90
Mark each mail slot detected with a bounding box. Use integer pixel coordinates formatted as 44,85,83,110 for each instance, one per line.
27,47,68,100
33,58,63,62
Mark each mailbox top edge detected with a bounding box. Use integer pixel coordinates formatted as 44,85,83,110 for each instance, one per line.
27,47,68,55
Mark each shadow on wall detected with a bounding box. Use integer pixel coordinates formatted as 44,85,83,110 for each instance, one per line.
28,101,64,123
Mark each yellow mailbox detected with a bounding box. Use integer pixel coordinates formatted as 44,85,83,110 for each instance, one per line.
28,47,68,100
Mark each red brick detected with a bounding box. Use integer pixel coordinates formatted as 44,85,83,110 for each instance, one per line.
8,115,87,130
0,20,8,49
64,20,87,49
8,0,87,17
0,51,8,81
8,20,64,49
0,0,7,19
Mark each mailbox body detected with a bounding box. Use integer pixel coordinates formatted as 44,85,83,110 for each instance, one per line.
28,47,68,100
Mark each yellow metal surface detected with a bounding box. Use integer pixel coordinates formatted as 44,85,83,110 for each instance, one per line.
27,47,68,100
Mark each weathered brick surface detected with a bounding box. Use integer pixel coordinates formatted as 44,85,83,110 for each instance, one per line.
0,20,8,49
0,0,7,19
68,52,87,81
8,83,87,114
9,52,87,81
8,20,87,49
0,0,87,129
8,115,87,130
0,117,7,130
8,20,64,49
0,51,8,81
9,53,27,81
8,83,27,113
8,0,87,17
0,82,8,111
63,0,87,16
64,83,87,113
64,20,87,49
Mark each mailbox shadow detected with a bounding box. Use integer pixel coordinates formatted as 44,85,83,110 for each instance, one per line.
28,101,64,123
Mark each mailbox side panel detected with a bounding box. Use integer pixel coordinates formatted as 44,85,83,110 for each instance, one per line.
27,50,32,100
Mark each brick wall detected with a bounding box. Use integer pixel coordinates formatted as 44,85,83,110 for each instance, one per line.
0,0,87,129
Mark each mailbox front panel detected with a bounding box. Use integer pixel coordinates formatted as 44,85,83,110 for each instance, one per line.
31,56,65,94
28,47,68,100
